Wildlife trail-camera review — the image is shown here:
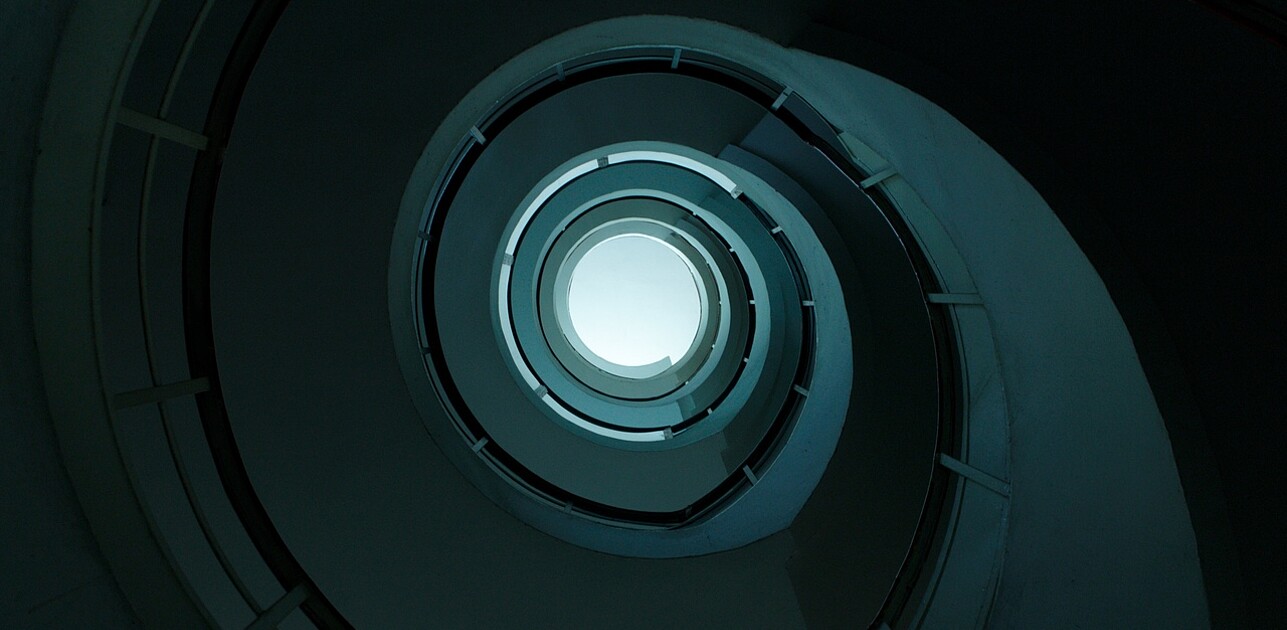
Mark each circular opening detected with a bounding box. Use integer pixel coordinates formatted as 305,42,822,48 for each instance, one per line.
536,198,740,405
565,233,703,377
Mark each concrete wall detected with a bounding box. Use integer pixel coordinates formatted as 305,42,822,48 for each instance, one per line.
0,1,140,627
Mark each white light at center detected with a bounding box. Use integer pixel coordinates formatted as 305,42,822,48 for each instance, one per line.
566,234,702,371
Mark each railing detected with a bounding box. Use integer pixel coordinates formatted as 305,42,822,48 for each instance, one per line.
97,0,341,627
56,2,1013,628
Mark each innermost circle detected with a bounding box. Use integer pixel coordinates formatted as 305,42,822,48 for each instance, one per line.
566,233,703,376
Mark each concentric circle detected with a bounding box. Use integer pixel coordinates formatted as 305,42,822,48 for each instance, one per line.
397,42,942,560
409,50,844,538
537,199,730,401
500,150,787,444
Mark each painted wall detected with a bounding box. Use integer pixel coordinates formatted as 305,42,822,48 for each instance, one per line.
0,1,140,626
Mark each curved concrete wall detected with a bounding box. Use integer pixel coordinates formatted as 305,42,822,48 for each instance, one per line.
0,1,139,626
9,1,1283,627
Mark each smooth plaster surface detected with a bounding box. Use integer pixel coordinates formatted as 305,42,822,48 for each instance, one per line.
208,11,1205,628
